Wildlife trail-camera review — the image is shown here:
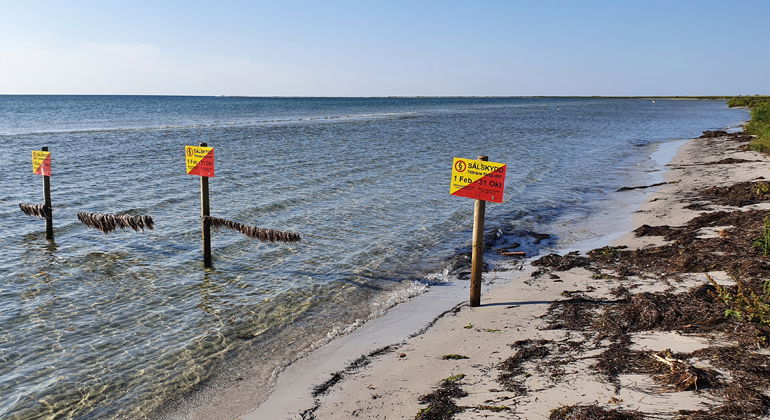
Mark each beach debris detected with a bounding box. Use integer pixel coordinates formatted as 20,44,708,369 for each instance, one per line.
19,203,51,219
309,345,394,400
532,251,590,272
497,339,551,396
201,216,300,243
633,224,683,240
77,212,155,234
441,354,469,360
416,374,468,420
700,130,729,138
650,349,708,391
693,181,770,207
475,405,510,412
699,130,753,142
616,181,674,192
535,208,770,282
707,157,758,165
549,404,644,420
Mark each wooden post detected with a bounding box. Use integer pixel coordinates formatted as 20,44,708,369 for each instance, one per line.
42,146,53,240
469,155,488,307
199,142,212,268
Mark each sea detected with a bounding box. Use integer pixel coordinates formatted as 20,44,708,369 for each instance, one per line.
0,96,747,419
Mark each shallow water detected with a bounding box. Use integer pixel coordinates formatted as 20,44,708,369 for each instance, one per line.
0,96,746,418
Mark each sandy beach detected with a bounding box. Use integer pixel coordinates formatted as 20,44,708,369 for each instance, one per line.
240,127,770,419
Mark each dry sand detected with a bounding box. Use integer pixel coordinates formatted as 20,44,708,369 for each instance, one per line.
239,130,770,419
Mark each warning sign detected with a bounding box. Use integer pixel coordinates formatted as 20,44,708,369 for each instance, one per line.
450,157,507,203
185,146,215,177
32,150,51,176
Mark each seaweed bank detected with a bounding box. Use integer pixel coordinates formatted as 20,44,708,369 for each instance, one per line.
241,128,770,419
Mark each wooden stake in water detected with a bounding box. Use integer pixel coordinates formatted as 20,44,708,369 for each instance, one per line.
42,146,53,240
199,142,212,268
469,155,488,307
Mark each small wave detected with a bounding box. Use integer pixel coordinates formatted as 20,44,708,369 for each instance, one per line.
0,111,420,137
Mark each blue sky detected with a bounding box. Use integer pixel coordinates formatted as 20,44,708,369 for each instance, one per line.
1,0,768,96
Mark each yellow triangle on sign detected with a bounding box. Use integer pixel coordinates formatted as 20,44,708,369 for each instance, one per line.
185,145,213,174
449,157,505,194
32,150,51,175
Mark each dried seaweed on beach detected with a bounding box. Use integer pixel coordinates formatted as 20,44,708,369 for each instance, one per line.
497,339,551,395
698,130,753,143
706,158,757,165
597,285,727,334
646,350,719,391
616,181,672,192
594,347,721,392
535,209,770,281
202,216,300,243
532,251,590,271
690,346,770,391
416,375,468,420
633,224,682,240
678,385,770,419
19,203,51,219
77,212,155,234
692,181,770,207
549,404,644,420
699,130,730,138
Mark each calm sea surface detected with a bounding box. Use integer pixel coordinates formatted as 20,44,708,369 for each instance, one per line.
0,96,746,418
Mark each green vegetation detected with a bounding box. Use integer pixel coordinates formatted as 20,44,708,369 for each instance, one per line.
727,96,770,153
711,277,770,330
753,216,770,256
747,102,770,152
755,182,770,196
442,373,466,383
727,96,770,108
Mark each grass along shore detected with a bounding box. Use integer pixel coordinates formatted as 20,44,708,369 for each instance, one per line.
728,96,770,153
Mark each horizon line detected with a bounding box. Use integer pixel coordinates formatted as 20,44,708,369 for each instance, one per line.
0,94,767,99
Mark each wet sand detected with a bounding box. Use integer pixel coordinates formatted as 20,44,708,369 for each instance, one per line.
239,129,770,419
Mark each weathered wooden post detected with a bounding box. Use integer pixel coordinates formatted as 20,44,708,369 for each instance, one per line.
185,143,301,268
41,147,53,240
19,148,54,239
199,144,212,268
469,155,488,307
185,142,215,268
449,155,507,307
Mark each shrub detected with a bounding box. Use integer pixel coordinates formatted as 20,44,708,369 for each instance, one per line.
710,276,770,329
727,96,770,108
744,102,770,153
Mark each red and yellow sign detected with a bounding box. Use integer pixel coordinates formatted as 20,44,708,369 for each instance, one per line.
450,157,507,203
32,150,51,176
185,145,215,177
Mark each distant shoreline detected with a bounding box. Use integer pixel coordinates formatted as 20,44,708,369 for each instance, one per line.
1,93,768,100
